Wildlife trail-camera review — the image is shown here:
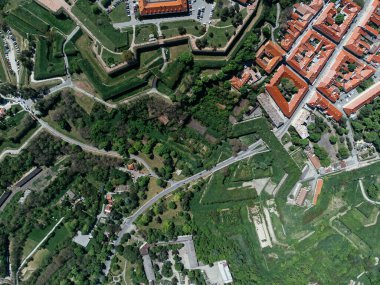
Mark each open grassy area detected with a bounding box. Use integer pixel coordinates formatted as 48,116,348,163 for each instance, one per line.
109,3,131,23
160,20,205,38
0,111,39,153
75,35,147,100
72,0,129,51
34,36,66,80
204,26,235,48
135,24,158,44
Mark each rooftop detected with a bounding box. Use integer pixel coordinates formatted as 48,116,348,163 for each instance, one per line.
360,0,380,36
256,40,286,74
138,0,188,16
312,178,324,205
313,0,361,43
230,67,261,90
308,92,343,121
317,50,375,102
345,27,380,66
265,65,309,118
343,81,380,115
287,30,336,83
280,0,323,51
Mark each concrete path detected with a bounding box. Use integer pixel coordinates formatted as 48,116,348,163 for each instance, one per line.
16,217,64,285
0,126,43,161
358,179,380,205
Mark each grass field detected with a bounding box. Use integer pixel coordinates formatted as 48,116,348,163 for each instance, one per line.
160,20,205,38
0,112,39,153
201,171,258,204
109,3,131,23
34,36,66,80
75,35,147,100
204,26,235,48
135,24,158,44
72,0,129,51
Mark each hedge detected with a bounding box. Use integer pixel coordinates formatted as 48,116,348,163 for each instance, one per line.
5,14,42,37
11,8,49,34
78,59,147,100
34,37,66,80
25,2,75,35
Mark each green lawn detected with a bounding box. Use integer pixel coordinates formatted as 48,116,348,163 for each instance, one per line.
72,0,129,51
135,24,158,44
204,26,235,48
160,20,205,38
109,3,131,23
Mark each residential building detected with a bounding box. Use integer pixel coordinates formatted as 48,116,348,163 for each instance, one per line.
287,30,336,83
312,178,324,205
295,187,308,206
138,0,188,16
343,81,380,115
345,27,380,66
230,67,262,90
256,40,286,73
257,93,285,127
306,151,322,171
317,50,375,102
265,65,309,118
313,0,361,43
291,108,311,139
361,0,380,36
280,0,323,51
307,92,343,121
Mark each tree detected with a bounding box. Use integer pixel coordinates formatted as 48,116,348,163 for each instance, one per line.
335,13,345,25
178,26,186,35
338,146,350,159
347,63,356,72
262,26,271,39
329,135,338,145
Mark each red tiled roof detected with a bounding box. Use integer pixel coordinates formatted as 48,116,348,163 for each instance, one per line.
317,50,375,102
279,0,323,51
307,152,322,170
138,0,188,16
361,0,380,36
256,40,286,74
312,178,323,205
345,27,380,65
308,92,343,121
265,65,309,118
313,0,361,43
343,81,380,115
287,30,336,83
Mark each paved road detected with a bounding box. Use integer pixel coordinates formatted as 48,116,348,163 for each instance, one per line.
115,140,269,244
0,126,43,161
275,0,375,139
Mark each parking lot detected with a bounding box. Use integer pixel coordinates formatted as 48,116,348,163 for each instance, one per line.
112,0,217,29
1,30,20,83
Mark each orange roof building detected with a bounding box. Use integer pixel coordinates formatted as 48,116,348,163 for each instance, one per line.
312,178,324,205
279,0,323,51
230,67,261,90
345,27,380,65
317,50,375,102
313,0,361,43
287,30,336,83
343,81,380,115
138,0,188,16
361,0,380,36
256,40,286,74
308,92,343,121
265,65,309,118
